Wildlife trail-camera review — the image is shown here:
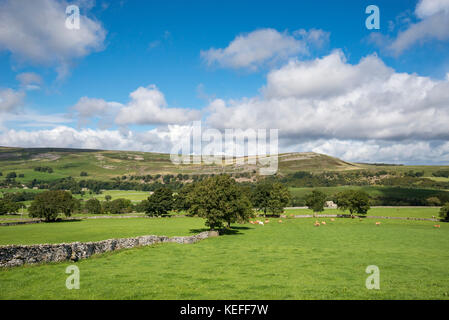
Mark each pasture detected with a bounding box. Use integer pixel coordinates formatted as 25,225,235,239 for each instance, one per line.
1,210,448,300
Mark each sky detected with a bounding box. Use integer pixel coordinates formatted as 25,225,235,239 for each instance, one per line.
1,0,449,164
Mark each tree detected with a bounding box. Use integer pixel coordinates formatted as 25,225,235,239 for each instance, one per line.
305,190,327,214
334,190,371,216
135,199,149,213
0,199,21,215
251,180,290,216
427,197,441,206
6,172,17,179
85,198,102,214
105,195,112,202
107,198,133,214
145,187,174,217
80,171,88,177
28,190,76,222
439,203,449,221
187,175,252,230
173,183,195,213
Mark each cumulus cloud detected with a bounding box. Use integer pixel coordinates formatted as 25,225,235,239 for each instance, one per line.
115,85,201,126
70,85,200,127
203,50,449,162
0,0,106,78
388,0,449,55
72,97,123,127
200,28,329,70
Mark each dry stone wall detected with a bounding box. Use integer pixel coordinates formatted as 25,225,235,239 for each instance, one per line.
0,231,219,268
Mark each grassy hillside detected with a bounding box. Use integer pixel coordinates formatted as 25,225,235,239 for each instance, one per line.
2,146,448,182
0,147,363,182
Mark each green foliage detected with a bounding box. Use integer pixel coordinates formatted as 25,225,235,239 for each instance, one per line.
80,171,88,177
439,203,449,221
433,170,449,178
6,172,17,179
28,190,76,222
305,190,327,213
0,199,21,215
187,175,252,229
173,183,195,213
85,198,102,214
426,197,441,206
105,195,112,201
145,187,174,217
134,199,149,213
102,198,133,214
34,166,53,173
334,190,371,215
252,180,290,216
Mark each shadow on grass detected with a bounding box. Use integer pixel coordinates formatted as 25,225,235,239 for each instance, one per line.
189,225,251,236
45,218,84,223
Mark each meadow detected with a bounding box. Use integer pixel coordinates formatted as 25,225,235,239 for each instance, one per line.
1,211,448,300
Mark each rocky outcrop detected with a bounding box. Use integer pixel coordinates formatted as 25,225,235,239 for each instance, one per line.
0,231,219,268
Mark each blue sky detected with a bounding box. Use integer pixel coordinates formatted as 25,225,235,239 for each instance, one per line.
1,0,449,164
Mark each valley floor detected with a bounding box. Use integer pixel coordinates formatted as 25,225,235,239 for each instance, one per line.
1,210,448,299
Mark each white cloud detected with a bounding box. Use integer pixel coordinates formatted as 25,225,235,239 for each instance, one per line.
0,125,178,154
205,51,449,160
16,72,43,90
0,0,106,78
115,85,201,126
72,97,123,127
388,0,449,55
0,88,25,113
200,28,328,70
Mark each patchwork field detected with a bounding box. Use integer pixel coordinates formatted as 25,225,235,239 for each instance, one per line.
1,211,448,300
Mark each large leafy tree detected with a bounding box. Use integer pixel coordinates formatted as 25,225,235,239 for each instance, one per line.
173,183,195,213
187,175,252,230
145,187,174,217
334,190,371,216
85,198,102,214
28,190,76,222
252,180,290,216
305,190,327,214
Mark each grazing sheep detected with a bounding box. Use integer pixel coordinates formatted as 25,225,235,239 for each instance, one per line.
432,216,436,219
434,225,441,228
278,220,283,223
375,222,381,226
258,221,264,225
321,221,326,225
330,218,335,222
249,221,255,224
265,220,270,223
314,221,320,227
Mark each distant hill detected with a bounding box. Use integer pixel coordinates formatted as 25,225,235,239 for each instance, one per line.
0,146,446,182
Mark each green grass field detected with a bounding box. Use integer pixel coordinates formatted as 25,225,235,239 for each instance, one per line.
1,213,448,299
285,207,440,219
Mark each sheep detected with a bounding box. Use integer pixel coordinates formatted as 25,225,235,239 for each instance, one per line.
330,218,335,222
375,222,381,226
314,221,320,227
265,220,270,223
321,221,326,225
258,221,264,226
278,220,283,223
434,224,441,228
